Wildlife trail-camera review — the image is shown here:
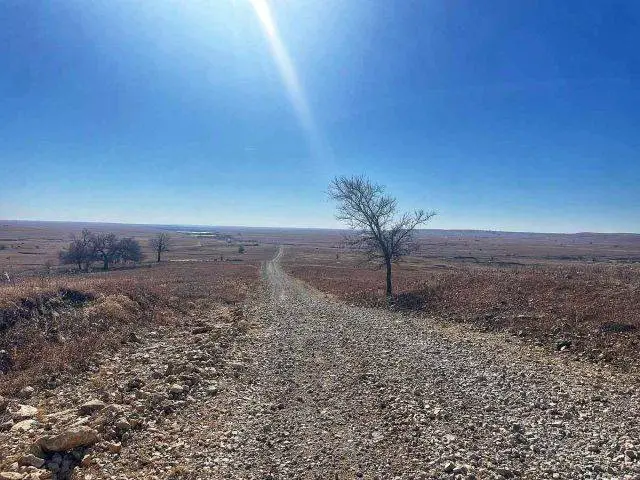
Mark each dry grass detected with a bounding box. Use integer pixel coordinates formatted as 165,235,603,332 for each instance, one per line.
284,249,640,370
0,261,264,394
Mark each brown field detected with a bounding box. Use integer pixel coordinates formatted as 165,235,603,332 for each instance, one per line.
1,220,640,392
281,230,640,371
0,221,279,394
0,220,282,277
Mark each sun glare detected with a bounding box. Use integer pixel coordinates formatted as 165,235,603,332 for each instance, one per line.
250,0,277,38
249,0,326,159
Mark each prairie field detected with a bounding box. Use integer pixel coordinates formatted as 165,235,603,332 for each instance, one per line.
0,220,279,277
0,221,277,394
2,222,640,479
3,221,640,385
282,230,640,370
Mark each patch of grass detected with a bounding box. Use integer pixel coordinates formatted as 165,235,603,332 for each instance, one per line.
0,261,262,394
284,250,640,370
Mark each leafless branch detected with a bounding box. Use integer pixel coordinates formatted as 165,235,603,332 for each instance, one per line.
328,175,436,296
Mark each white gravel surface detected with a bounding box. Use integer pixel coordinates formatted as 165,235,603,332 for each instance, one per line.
210,249,640,479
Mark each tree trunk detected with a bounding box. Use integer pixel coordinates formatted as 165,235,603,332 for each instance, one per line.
157,250,161,262
385,257,393,298
102,255,109,270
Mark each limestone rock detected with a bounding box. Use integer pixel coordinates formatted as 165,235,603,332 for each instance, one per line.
115,418,131,433
19,454,45,468
18,386,34,399
37,426,99,452
78,399,107,416
11,419,37,432
169,384,184,395
0,473,24,480
105,441,122,454
9,404,38,420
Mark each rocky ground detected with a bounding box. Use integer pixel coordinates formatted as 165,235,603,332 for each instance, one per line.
1,248,639,479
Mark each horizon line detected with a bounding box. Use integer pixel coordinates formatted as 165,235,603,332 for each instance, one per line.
2,219,640,237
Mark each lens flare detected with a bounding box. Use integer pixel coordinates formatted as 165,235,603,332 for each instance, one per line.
249,0,326,159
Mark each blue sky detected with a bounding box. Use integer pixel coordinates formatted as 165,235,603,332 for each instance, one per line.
1,0,639,232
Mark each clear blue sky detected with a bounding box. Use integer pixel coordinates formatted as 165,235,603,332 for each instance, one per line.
1,0,639,232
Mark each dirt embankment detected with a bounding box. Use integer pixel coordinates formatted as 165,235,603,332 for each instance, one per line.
0,262,261,395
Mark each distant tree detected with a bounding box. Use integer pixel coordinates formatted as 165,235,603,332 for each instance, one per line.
119,237,144,263
60,230,144,271
328,175,436,298
59,229,95,271
59,239,86,270
78,229,95,271
90,232,121,270
238,244,245,254
149,233,171,262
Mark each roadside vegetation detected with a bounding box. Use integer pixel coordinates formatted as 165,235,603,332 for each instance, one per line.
304,176,640,371
0,260,263,395
284,250,640,370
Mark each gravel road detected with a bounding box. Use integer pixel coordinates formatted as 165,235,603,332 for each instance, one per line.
210,248,640,479
2,248,639,479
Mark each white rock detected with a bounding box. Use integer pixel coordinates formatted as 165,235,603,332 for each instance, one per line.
0,473,24,480
9,404,38,420
37,426,99,452
11,419,37,432
18,386,34,399
169,384,185,395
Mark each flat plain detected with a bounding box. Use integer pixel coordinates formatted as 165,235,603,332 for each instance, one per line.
1,221,639,479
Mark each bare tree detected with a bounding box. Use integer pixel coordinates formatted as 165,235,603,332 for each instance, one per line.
59,229,95,271
119,237,144,263
149,233,170,262
328,175,436,298
59,239,86,271
90,232,121,270
60,230,143,271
